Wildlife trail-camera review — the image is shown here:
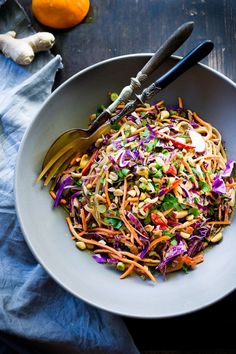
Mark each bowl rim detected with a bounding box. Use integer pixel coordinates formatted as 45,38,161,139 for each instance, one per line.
15,53,236,318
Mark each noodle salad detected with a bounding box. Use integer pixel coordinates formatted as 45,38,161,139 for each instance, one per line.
48,96,236,282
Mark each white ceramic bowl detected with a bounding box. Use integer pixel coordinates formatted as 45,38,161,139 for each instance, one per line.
15,54,236,318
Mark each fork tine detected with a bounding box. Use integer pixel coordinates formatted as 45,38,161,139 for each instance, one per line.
37,122,112,184
36,141,76,182
43,149,77,186
42,129,80,169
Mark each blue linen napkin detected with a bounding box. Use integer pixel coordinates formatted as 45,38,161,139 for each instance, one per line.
0,1,139,353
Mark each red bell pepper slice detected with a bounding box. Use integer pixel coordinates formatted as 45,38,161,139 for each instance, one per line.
161,178,183,197
166,165,177,176
81,150,98,176
151,213,168,229
154,130,194,150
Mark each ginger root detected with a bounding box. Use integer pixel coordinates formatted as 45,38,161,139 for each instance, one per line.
0,31,55,65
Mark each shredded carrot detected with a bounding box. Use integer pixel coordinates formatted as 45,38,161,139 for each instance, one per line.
226,183,236,188
88,228,122,235
50,191,56,199
135,105,156,112
119,213,143,246
181,159,198,188
120,264,134,279
66,217,123,257
91,175,99,186
121,177,127,210
80,208,87,231
113,255,156,282
105,170,111,206
120,251,142,261
129,126,146,137
178,97,183,109
201,164,212,186
182,253,204,267
166,253,204,273
156,99,164,107
49,191,67,205
92,248,156,281
224,207,229,223
162,178,183,196
148,236,170,252
207,221,230,225
117,104,125,109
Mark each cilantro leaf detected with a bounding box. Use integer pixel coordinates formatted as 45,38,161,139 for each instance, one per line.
152,170,162,178
140,129,150,138
75,179,82,186
161,194,182,211
121,168,130,176
188,207,200,217
100,177,106,185
162,230,172,237
171,238,177,246
182,263,190,273
111,124,121,131
144,137,158,152
199,181,210,193
104,218,123,229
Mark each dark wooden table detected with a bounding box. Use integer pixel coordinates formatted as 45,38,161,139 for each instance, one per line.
20,0,236,351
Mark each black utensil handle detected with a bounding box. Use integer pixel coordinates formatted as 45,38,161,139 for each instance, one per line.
110,40,214,125
89,110,111,134
139,40,214,103
141,21,194,76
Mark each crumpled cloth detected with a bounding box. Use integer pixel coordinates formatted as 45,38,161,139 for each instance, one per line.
0,1,139,353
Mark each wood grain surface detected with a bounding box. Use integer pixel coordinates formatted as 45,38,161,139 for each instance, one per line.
21,0,236,84
18,0,236,351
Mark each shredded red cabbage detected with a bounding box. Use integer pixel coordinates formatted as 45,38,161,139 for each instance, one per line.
187,239,203,257
92,254,108,263
156,241,187,270
222,159,235,177
189,119,199,129
118,150,136,167
53,176,72,207
181,184,193,202
212,175,226,194
139,241,150,259
126,211,148,238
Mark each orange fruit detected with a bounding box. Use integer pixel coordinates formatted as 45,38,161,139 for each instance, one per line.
32,0,90,29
